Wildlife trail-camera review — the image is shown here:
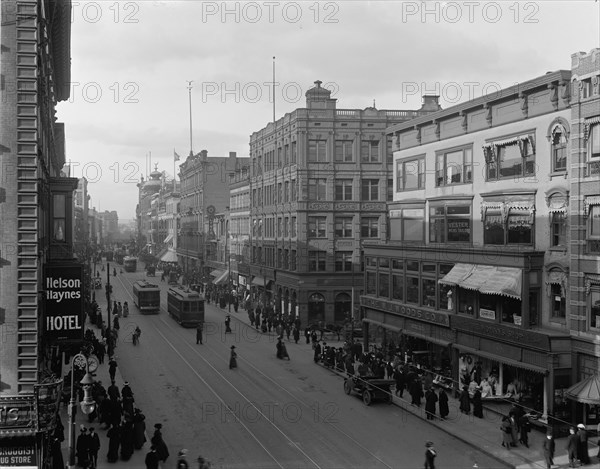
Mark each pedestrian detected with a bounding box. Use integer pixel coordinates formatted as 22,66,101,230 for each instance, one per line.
76,425,90,468
313,341,322,363
501,416,512,449
293,326,300,344
197,455,211,469
117,302,123,317
409,378,423,407
225,315,232,334
108,357,118,381
107,380,120,401
145,446,160,469
438,388,449,420
176,449,189,469
543,433,555,469
509,412,519,447
394,366,406,397
425,388,438,420
519,414,531,448
424,441,436,469
195,323,203,344
106,424,121,463
150,424,169,463
472,387,483,418
577,423,590,465
229,345,237,369
88,427,100,469
567,426,579,467
113,314,120,331
133,408,147,450
459,386,470,414
304,328,310,344
120,418,135,461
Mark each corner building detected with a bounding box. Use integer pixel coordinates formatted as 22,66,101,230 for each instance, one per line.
248,80,438,324
363,69,576,422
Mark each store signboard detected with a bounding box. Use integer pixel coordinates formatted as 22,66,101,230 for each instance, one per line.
43,263,84,341
479,308,496,320
0,445,36,469
0,396,35,434
34,379,63,433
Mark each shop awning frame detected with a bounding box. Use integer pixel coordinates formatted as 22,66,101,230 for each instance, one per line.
251,276,266,287
565,374,600,405
159,249,178,263
454,345,547,374
210,269,225,278
214,270,230,285
438,263,522,300
362,318,403,333
163,233,174,244
438,263,475,286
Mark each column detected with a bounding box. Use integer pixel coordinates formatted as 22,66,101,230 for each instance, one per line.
498,363,504,397
542,376,548,420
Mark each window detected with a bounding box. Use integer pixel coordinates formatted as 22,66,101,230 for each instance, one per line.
397,157,425,191
335,217,353,238
429,205,471,243
587,204,600,253
387,179,394,202
335,179,353,200
291,216,297,237
551,212,566,247
361,217,379,238
366,271,376,295
361,179,379,201
308,216,327,238
422,279,436,308
277,217,282,237
590,288,600,330
308,251,326,271
335,140,354,162
486,136,535,180
386,136,393,163
308,178,327,200
290,250,297,270
551,283,566,319
483,204,534,246
291,142,297,164
361,140,379,162
392,275,403,300
278,183,283,203
53,194,66,241
406,277,419,304
435,147,473,186
378,273,390,297
308,139,327,162
284,144,289,165
551,126,568,172
284,217,289,237
587,124,600,175
335,251,353,271
291,180,297,201
389,208,425,242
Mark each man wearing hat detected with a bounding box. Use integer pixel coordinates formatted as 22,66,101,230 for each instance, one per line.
577,423,590,465
176,449,189,469
229,345,237,369
145,446,159,469
88,427,100,469
76,425,90,468
567,427,579,467
424,441,436,469
151,424,169,463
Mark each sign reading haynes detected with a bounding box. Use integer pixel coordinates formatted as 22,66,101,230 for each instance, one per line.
43,263,84,341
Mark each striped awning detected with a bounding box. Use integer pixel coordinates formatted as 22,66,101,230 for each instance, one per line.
439,264,522,300
438,263,475,286
584,196,600,216
214,270,229,285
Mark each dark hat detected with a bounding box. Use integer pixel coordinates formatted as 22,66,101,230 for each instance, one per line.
425,441,434,447
89,427,95,431
80,425,87,432
154,423,162,429
230,345,236,349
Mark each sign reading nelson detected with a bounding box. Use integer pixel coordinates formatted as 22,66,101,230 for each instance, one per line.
43,264,84,341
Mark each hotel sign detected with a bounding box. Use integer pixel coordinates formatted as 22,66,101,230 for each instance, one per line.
43,263,84,342
361,297,450,327
451,315,550,351
0,396,36,434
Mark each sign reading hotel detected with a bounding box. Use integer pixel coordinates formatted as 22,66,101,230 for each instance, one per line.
43,264,84,341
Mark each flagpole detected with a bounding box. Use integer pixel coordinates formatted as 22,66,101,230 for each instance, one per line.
272,56,276,123
187,80,194,157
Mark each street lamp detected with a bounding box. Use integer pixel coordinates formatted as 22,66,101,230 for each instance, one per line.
67,353,96,469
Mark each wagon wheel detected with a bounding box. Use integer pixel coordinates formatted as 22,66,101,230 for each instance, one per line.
343,379,352,395
362,390,372,406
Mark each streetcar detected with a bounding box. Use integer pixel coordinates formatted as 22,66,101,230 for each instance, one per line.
132,280,161,313
114,251,125,265
123,256,138,272
167,286,205,327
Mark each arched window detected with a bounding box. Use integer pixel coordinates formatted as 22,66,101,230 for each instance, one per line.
547,119,570,173
334,292,351,323
308,292,325,324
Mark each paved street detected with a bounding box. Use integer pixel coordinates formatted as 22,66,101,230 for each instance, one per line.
67,265,505,469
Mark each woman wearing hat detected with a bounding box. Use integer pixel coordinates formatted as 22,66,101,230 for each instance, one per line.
577,423,590,465
424,441,436,469
229,346,237,369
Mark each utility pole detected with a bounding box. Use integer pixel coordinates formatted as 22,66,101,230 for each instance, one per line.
106,262,112,356
187,80,194,157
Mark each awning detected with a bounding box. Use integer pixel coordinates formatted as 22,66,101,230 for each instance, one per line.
159,249,178,263
214,270,230,285
438,263,522,300
565,374,600,405
210,269,225,278
546,270,567,286
454,345,547,374
163,234,173,244
363,318,403,333
403,329,452,348
251,276,266,287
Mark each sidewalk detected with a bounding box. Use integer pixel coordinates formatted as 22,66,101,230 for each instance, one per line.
220,302,599,469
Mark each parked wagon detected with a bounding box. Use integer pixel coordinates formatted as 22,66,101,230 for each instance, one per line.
343,376,395,406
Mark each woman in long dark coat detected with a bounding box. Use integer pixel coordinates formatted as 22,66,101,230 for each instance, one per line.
133,409,147,450
425,388,438,420
459,386,471,414
151,426,169,463
409,379,424,407
229,346,237,369
106,424,121,463
472,388,483,418
120,419,135,460
438,388,449,419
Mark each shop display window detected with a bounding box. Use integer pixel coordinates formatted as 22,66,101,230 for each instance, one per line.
439,284,452,311
379,273,390,298
406,277,419,304
366,271,377,295
458,289,475,315
422,279,436,308
392,275,403,300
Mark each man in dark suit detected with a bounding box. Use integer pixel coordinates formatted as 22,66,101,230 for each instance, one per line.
88,427,100,469
542,433,555,469
145,446,160,469
567,427,579,468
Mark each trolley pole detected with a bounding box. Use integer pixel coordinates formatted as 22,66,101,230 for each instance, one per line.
106,262,112,357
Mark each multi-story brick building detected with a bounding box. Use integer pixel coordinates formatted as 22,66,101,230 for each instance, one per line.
100,209,119,245
136,167,162,253
568,48,600,425
1,0,78,458
156,179,180,264
228,165,251,289
177,151,248,275
363,69,575,422
248,80,438,324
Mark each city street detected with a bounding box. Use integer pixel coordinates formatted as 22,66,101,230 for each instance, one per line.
96,265,502,468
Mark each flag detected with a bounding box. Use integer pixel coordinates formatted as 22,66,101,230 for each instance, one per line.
174,149,181,161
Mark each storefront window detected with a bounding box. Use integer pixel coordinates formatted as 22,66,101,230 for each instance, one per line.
439,264,454,275
392,275,403,300
501,296,521,324
379,258,390,269
422,263,436,274
422,279,436,308
379,273,390,298
392,259,403,270
479,294,497,321
458,289,475,315
439,284,452,311
366,271,377,295
406,277,419,304
407,261,419,272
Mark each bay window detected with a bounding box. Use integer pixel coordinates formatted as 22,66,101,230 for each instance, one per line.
390,207,425,242
483,202,534,246
587,123,600,175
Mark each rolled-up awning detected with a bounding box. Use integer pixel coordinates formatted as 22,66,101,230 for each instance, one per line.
163,233,173,244
438,263,522,300
159,249,178,263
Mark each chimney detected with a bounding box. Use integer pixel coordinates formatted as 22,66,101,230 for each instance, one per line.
420,95,442,112
200,150,208,160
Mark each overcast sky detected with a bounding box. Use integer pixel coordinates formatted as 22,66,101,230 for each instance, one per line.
56,0,600,221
